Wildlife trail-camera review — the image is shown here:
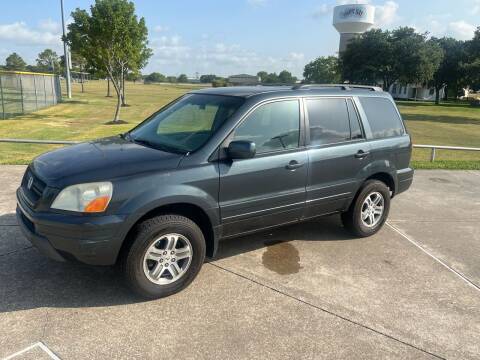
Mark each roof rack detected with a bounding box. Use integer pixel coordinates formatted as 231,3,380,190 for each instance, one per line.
291,84,383,92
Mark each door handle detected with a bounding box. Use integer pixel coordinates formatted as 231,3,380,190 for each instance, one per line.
286,160,304,170
355,150,370,159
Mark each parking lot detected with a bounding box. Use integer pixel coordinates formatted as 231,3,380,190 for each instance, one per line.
0,165,479,359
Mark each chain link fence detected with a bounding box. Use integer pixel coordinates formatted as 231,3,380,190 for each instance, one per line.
0,71,62,119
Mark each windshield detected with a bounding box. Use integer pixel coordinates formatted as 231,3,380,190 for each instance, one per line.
129,94,245,153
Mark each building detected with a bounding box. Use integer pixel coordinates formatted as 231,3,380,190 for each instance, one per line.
333,4,442,101
228,74,260,86
389,83,445,101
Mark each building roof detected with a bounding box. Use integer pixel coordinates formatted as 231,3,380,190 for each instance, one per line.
228,74,259,79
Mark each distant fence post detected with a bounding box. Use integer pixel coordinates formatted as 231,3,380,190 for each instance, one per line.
430,148,436,162
0,75,5,120
18,74,25,114
33,75,38,111
44,76,48,106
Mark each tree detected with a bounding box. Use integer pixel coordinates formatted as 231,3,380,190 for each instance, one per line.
144,72,166,83
303,56,341,84
464,27,480,91
166,76,177,83
36,49,60,74
341,27,443,91
177,74,188,83
5,53,27,71
257,71,268,83
200,74,216,83
430,37,466,103
67,0,152,123
278,70,297,84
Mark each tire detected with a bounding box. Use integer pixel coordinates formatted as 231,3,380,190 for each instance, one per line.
341,180,391,237
122,214,206,299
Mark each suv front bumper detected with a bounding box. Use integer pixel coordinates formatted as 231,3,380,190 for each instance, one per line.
16,189,128,265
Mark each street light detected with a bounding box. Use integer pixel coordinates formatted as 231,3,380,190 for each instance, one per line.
60,0,72,99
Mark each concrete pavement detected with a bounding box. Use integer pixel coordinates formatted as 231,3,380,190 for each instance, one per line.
0,166,479,359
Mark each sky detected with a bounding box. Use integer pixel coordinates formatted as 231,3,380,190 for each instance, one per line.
0,0,478,78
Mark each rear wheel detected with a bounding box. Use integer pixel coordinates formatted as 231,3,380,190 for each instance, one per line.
123,214,206,299
341,180,390,237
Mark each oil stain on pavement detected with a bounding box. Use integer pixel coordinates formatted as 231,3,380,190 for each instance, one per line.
262,240,302,275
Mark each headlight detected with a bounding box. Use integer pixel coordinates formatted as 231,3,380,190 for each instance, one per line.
51,182,113,213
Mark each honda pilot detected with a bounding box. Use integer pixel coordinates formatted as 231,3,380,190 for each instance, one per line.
16,84,413,298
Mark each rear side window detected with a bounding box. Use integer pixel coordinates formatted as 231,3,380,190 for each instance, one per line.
307,98,350,145
232,100,300,154
347,99,363,140
359,97,404,139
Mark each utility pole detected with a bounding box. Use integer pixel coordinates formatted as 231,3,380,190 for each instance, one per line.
60,0,72,98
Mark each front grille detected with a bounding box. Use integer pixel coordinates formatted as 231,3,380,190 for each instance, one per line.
21,169,46,206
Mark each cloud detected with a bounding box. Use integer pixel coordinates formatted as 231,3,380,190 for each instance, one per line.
151,35,191,65
473,0,480,15
336,0,370,4
149,35,304,77
247,0,267,7
38,19,61,33
312,4,330,18
375,1,399,27
0,21,61,46
154,25,169,33
448,20,476,40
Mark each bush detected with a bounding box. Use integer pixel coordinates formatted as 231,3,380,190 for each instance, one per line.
212,78,228,87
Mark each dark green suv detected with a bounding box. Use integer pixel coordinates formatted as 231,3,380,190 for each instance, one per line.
17,84,413,298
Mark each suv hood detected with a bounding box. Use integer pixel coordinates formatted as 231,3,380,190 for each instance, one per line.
31,136,184,187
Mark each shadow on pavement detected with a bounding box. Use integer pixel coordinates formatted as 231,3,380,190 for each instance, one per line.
0,213,356,313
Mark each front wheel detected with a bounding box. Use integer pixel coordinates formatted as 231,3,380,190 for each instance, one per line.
341,180,391,237
122,214,206,299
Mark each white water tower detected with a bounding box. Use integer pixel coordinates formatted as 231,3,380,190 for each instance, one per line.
333,4,375,53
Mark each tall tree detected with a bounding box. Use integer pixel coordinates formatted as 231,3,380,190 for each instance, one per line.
257,71,268,83
278,70,297,84
67,0,152,123
5,53,27,71
464,27,480,91
303,56,341,84
341,27,443,91
177,74,188,83
36,49,60,74
430,37,466,103
200,74,216,83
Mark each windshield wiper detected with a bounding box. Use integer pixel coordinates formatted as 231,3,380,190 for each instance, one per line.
131,137,187,154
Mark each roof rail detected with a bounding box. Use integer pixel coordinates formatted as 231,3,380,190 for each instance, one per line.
292,84,383,92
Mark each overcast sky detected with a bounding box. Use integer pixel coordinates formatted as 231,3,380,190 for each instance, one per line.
0,0,478,78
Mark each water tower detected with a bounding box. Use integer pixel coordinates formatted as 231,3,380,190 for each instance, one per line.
333,4,375,53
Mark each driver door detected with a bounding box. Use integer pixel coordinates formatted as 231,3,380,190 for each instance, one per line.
219,99,308,237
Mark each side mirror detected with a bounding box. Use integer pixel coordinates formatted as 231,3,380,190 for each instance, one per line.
227,140,256,159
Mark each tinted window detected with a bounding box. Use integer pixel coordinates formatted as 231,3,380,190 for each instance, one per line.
347,99,363,140
232,100,300,154
307,98,350,145
359,97,404,139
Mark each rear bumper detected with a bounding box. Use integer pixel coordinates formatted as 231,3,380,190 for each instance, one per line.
396,167,414,195
16,189,128,265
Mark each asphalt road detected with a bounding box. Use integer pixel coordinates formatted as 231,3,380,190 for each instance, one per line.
0,166,479,359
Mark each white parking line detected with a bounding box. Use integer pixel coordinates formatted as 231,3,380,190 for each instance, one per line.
386,222,480,292
2,342,60,360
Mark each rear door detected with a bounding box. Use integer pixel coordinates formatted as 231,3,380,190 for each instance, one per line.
304,97,370,218
219,99,308,237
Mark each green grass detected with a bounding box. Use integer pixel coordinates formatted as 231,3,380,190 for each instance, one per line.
0,81,479,169
0,80,200,164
